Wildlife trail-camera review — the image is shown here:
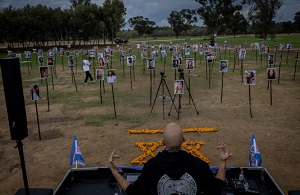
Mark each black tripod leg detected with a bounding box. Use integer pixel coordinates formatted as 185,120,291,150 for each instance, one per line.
150,78,163,113
183,78,199,115
165,79,178,115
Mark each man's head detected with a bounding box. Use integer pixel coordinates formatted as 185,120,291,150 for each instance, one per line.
163,123,184,151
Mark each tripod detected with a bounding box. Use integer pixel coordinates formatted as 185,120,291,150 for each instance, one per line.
151,72,177,119
169,69,199,119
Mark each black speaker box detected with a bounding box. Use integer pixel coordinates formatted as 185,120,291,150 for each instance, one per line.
0,58,28,140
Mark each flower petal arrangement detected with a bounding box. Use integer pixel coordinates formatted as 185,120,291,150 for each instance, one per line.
129,127,217,165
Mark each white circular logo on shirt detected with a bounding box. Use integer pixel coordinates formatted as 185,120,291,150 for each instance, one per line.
157,173,197,195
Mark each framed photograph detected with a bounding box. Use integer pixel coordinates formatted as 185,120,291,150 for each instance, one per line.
32,49,36,54
40,66,49,79
254,43,259,49
53,47,58,53
38,56,44,65
274,45,278,52
110,49,114,56
185,46,190,56
74,50,79,57
172,59,179,69
66,51,70,57
84,50,89,56
24,51,31,59
30,84,40,101
267,68,276,80
268,54,274,65
219,60,228,72
147,58,155,70
137,44,140,49
68,56,74,68
287,44,292,50
48,50,54,57
127,56,133,66
38,49,43,56
234,46,241,54
279,44,284,51
151,51,156,59
128,48,132,54
98,52,104,58
121,51,126,59
264,46,269,54
47,57,54,66
98,57,105,68
161,50,167,57
186,58,194,70
104,55,110,63
60,48,64,56
96,69,104,81
159,44,163,50
107,69,117,83
239,49,246,59
259,47,265,55
244,70,256,85
132,55,136,64
174,80,184,95
193,45,198,52
89,50,95,58
207,55,213,63
141,51,147,59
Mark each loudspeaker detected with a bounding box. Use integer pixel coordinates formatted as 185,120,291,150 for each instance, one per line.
0,58,28,140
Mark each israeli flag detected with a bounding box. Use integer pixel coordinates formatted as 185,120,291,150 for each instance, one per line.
249,133,262,167
70,135,86,168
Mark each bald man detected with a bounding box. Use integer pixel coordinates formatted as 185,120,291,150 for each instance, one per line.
109,123,232,195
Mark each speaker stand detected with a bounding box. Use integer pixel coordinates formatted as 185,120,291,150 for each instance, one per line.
16,140,30,195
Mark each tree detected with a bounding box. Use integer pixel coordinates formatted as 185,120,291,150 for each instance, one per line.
294,11,300,32
128,16,156,37
181,9,198,34
168,9,197,38
102,0,126,44
195,0,242,36
242,0,283,39
227,12,248,37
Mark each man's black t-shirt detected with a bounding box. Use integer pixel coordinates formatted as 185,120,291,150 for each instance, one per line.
126,150,224,195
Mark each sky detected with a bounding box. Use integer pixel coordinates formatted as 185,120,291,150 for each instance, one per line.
0,0,298,29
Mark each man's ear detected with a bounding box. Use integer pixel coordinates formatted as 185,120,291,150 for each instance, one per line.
162,140,165,146
183,137,186,142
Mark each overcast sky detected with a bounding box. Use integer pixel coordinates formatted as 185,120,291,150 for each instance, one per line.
0,0,298,29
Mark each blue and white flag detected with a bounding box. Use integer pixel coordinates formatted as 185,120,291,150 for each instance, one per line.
249,133,262,167
70,135,86,167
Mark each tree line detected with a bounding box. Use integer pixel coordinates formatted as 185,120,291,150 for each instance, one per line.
128,0,299,40
1,0,299,49
0,0,126,48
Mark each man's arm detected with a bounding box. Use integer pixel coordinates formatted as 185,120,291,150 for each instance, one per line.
215,142,232,181
108,150,131,191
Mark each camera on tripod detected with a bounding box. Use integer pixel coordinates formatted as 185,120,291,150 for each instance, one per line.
160,72,166,77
